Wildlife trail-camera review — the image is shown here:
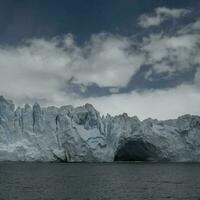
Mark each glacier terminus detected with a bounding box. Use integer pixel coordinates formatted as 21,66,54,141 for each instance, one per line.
0,96,200,162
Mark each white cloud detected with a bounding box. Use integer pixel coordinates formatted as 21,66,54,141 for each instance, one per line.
138,7,190,28
138,10,200,80
0,14,200,120
76,84,200,120
0,33,144,105
109,87,120,93
179,19,200,34
141,24,200,77
70,33,144,87
191,20,200,30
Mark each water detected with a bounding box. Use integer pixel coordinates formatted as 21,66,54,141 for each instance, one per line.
0,162,200,200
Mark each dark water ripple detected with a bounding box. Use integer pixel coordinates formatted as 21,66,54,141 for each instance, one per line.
0,162,200,200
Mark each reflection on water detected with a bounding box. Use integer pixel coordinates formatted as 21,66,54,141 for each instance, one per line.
0,162,200,200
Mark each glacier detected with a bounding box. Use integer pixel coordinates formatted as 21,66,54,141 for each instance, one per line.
0,96,200,162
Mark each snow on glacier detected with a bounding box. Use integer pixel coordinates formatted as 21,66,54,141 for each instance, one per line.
0,95,200,162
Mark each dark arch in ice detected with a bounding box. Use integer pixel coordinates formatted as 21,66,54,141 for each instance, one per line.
114,140,161,161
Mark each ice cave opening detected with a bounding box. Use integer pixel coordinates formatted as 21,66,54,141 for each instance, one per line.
114,140,160,161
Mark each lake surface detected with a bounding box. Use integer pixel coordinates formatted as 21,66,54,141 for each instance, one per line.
0,162,200,200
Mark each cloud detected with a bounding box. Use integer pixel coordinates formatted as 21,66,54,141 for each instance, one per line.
0,33,144,105
70,33,144,87
139,17,200,80
141,33,200,76
76,84,200,120
179,19,200,34
138,7,190,28
0,10,200,120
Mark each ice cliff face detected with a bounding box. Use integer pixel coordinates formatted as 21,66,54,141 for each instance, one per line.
0,96,200,162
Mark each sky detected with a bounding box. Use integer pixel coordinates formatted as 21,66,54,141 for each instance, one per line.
0,0,200,120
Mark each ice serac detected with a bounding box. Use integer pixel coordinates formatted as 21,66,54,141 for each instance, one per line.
0,96,200,162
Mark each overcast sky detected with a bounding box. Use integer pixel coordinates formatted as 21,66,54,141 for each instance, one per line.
0,0,200,120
